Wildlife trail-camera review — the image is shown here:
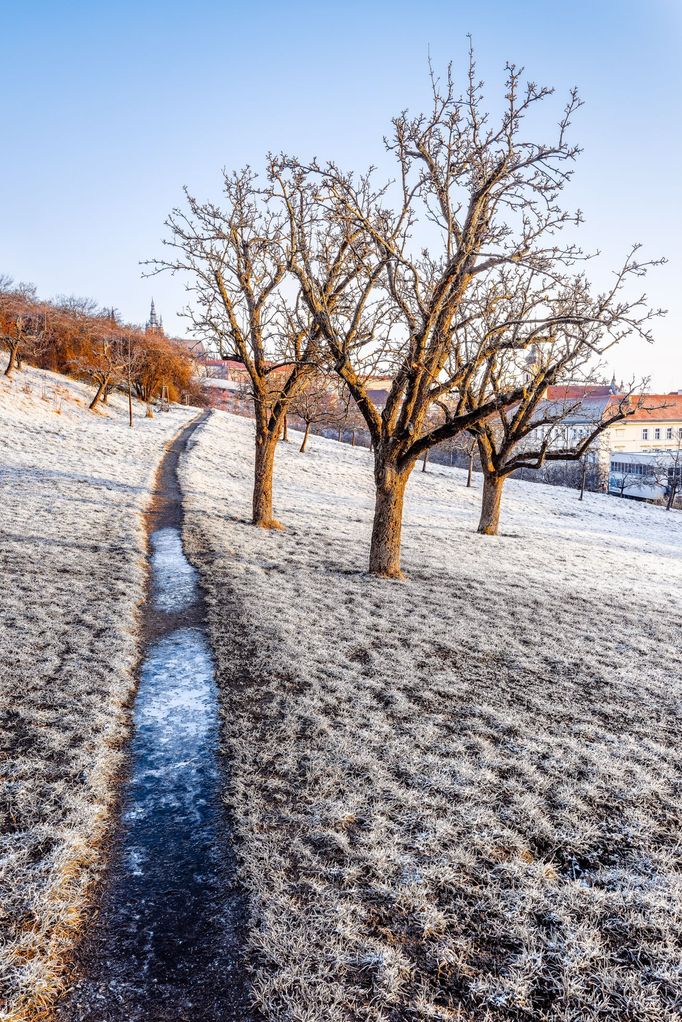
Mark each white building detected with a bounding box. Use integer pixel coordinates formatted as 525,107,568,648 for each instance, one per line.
609,450,682,505
530,386,682,466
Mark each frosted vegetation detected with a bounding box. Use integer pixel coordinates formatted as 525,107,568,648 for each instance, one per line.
180,412,682,1022
0,367,192,1018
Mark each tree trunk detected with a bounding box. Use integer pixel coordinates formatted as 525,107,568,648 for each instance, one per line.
300,421,311,453
280,415,288,442
369,464,409,578
3,345,18,378
667,483,677,511
467,451,474,487
422,450,428,472
89,378,107,410
579,461,587,501
477,474,504,535
337,426,342,442
253,430,281,528
127,337,134,428
351,430,356,447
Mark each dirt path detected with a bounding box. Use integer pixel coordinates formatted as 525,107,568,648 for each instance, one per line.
57,413,255,1022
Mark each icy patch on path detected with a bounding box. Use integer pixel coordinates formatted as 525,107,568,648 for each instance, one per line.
150,526,199,613
124,628,217,843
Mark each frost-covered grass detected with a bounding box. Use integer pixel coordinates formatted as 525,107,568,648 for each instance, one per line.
180,412,682,1022
0,367,193,1020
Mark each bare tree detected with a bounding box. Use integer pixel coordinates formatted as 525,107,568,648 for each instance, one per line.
0,284,46,378
116,331,145,428
666,445,682,511
454,276,657,534
291,373,343,452
435,432,478,476
460,434,479,486
471,391,643,533
271,52,660,576
150,169,329,528
653,440,682,510
610,459,645,499
69,333,125,410
578,450,589,501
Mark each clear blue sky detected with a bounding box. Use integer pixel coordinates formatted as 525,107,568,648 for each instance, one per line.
2,0,680,389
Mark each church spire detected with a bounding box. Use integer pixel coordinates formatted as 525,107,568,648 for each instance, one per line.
147,298,161,333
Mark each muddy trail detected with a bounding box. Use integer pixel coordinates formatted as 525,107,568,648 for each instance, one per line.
58,413,254,1022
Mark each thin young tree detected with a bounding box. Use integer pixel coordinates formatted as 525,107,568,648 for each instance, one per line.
290,373,342,452
459,435,479,485
271,53,660,576
666,444,682,511
116,330,145,427
653,438,682,510
578,451,589,501
611,460,644,499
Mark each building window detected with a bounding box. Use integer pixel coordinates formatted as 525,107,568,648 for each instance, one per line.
642,428,649,440
654,428,661,440
667,427,673,440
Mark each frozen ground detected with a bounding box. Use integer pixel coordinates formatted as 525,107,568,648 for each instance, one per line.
180,412,682,1022
0,367,193,1020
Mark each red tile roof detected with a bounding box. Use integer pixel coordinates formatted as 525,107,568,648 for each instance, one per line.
545,384,615,400
201,357,246,370
544,387,682,423
609,394,682,422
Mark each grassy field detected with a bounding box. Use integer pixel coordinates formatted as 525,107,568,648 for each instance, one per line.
180,411,682,1022
0,368,192,1020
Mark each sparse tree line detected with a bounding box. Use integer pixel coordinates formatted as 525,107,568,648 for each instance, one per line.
0,277,204,415
152,50,663,577
262,369,617,512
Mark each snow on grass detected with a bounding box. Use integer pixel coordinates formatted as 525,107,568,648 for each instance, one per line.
0,366,193,1020
180,411,682,1022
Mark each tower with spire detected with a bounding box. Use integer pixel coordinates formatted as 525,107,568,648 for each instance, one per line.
146,298,163,334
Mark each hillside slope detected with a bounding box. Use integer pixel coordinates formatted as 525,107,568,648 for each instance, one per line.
180,411,682,1022
0,368,193,1020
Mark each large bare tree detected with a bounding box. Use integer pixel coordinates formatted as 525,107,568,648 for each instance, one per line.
470,384,644,534
151,170,331,528
270,55,660,577
450,262,660,534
